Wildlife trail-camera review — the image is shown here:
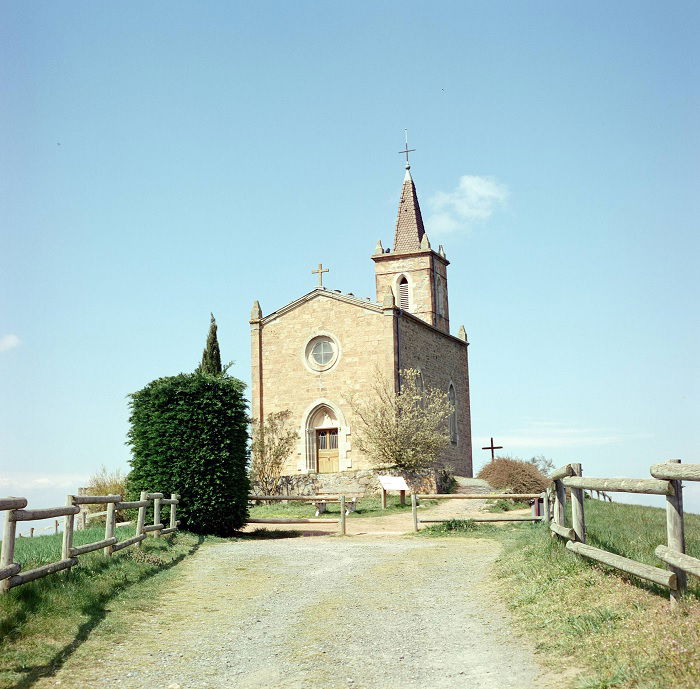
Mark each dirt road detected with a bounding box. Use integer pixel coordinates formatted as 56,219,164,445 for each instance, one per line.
36,532,555,689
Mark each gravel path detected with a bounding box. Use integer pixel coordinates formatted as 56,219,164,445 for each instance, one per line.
37,534,555,689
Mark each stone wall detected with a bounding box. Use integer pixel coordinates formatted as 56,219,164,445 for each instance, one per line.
372,249,450,333
397,311,473,477
259,468,447,497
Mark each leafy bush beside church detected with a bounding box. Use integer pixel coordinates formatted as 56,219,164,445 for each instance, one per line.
127,372,250,535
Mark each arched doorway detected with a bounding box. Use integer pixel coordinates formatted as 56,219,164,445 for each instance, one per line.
307,405,339,473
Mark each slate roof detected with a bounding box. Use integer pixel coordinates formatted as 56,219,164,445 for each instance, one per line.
393,168,426,252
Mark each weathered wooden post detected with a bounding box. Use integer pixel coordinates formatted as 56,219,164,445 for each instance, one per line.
152,494,162,538
665,459,687,605
169,493,178,531
136,491,148,548
29,527,34,538
104,497,117,556
54,519,59,535
399,489,406,506
0,504,19,594
381,488,387,510
339,495,346,536
61,495,75,564
554,479,566,527
542,490,550,524
411,493,418,532
570,463,586,543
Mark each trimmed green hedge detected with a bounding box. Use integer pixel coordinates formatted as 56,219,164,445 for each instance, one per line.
127,372,249,535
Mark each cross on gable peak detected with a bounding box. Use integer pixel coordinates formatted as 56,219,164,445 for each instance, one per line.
312,263,329,288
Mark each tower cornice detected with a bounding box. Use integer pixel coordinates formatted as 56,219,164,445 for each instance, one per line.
371,248,450,267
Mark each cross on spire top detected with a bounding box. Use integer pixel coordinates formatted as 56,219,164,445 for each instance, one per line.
312,263,329,288
398,129,415,170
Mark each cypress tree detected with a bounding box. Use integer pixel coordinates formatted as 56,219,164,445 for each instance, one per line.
198,312,222,375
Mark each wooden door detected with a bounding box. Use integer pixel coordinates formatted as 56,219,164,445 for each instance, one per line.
317,429,339,473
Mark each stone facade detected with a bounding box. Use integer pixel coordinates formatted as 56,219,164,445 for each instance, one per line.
249,165,473,491
373,248,450,333
397,311,472,476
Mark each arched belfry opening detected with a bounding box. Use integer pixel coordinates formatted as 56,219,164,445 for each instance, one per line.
398,275,409,310
305,404,339,473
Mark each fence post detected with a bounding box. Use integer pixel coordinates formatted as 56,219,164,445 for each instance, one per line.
0,508,18,593
169,493,178,532
570,463,586,543
665,459,687,605
104,497,117,556
542,490,550,524
339,495,346,536
136,491,148,548
54,520,59,535
61,495,75,563
152,495,162,538
411,493,419,532
554,480,566,527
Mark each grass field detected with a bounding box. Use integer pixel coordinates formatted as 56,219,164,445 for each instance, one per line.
0,527,203,689
248,494,437,519
420,499,700,689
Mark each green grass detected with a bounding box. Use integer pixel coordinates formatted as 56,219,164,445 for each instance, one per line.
580,499,700,573
418,518,498,535
248,494,436,519
416,499,700,688
484,498,530,513
0,528,202,689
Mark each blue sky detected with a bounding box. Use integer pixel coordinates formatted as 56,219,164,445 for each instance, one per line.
2,1,699,516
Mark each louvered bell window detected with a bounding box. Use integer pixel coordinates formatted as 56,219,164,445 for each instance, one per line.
398,277,409,310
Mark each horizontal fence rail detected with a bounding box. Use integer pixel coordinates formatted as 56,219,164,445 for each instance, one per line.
549,458,700,606
561,476,673,496
412,492,545,532
0,491,180,594
248,495,349,534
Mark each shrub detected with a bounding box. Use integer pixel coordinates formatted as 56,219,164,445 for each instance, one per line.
477,456,548,494
250,410,299,495
83,465,128,522
127,372,250,536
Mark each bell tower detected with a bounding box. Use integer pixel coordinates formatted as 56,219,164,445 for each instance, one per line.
372,162,450,333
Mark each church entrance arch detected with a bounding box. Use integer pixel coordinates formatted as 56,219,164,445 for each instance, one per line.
305,403,341,473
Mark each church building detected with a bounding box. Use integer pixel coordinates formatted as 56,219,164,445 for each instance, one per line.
250,159,472,489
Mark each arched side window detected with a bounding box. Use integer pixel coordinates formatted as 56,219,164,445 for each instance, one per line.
398,276,410,310
448,384,457,444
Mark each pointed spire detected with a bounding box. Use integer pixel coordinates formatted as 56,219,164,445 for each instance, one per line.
393,168,426,252
373,239,384,256
250,300,262,321
457,325,468,342
420,233,431,250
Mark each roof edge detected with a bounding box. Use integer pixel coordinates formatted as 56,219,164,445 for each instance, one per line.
258,288,383,325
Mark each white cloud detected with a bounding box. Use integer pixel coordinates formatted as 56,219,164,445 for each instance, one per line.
426,175,508,235
0,334,20,352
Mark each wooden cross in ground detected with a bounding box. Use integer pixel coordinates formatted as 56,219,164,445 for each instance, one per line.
312,263,329,288
482,437,503,462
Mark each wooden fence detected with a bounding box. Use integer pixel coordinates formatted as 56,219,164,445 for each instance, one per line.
548,459,700,605
249,492,545,536
411,492,545,531
248,495,349,535
0,491,180,594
